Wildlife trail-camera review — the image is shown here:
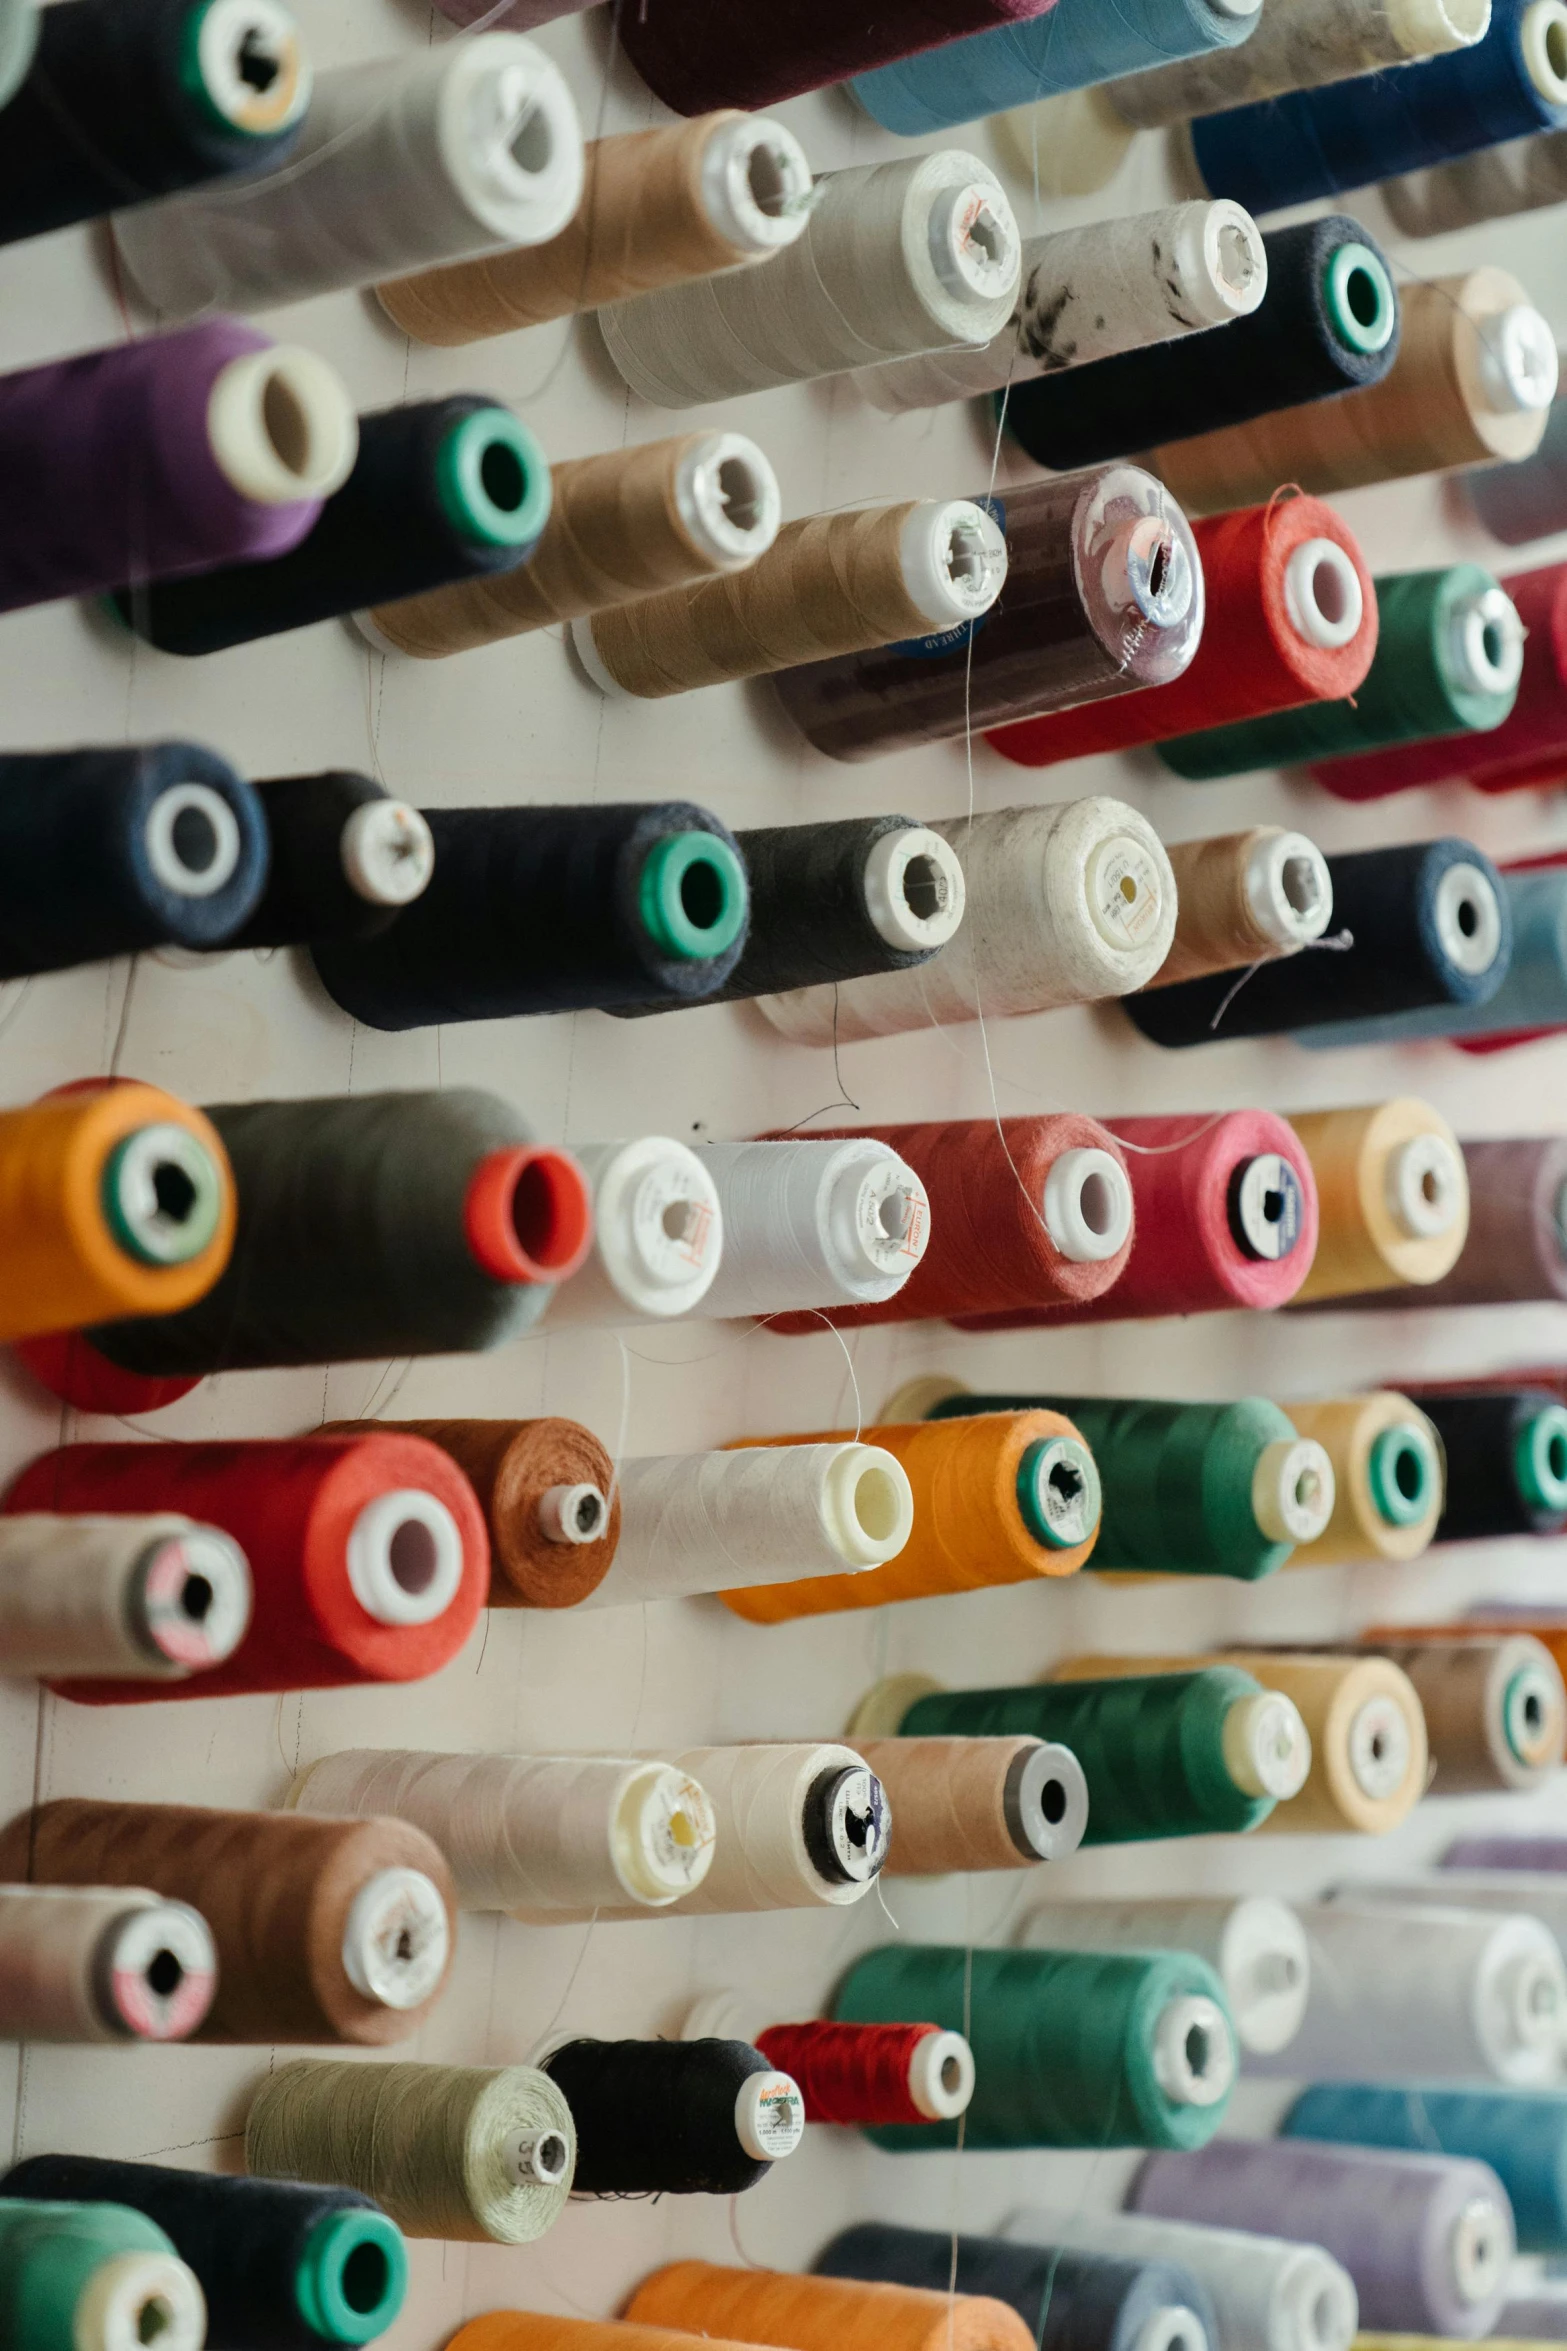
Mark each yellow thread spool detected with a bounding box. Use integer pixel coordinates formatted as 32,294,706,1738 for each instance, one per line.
1282,1393,1444,1565
1288,1099,1469,1301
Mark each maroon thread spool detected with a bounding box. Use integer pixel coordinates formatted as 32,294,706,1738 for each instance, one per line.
1318,1137,1567,1311
618,0,1057,113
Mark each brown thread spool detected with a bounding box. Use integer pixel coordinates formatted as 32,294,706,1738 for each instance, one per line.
626,2260,1035,2351
1289,1099,1470,1301
853,1736,1082,1875
321,1417,617,1606
1357,1635,1566,1793
1157,269,1557,513
1282,1393,1444,1565
364,433,779,658
0,1800,456,2044
1146,828,1333,991
455,2323,794,2351
378,114,812,345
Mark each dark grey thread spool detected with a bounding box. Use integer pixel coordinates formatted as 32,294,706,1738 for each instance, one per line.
231,772,434,949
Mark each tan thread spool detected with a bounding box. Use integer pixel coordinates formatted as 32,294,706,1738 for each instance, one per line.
378,113,812,345
453,2322,774,2351
0,1800,456,2043
854,1736,1070,1875
626,2260,1035,2351
322,1417,618,1607
1157,269,1558,514
364,432,779,658
1281,1393,1444,1565
1145,828,1332,991
1358,1635,1567,1793
1288,1099,1470,1301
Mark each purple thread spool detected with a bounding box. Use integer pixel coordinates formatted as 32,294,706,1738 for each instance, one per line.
0,319,356,616
1130,2138,1515,2339
1412,1136,1567,1307
1446,1833,1567,1872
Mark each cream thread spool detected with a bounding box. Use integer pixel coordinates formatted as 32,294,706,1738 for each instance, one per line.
854,202,1267,413
598,150,1022,406
1356,1636,1566,1792
362,432,779,660
0,1885,216,2044
572,497,1007,700
1289,1100,1470,1301
206,346,359,507
288,1749,717,1915
1021,1896,1311,2058
757,799,1177,1044
584,1442,915,1607
1147,831,1332,991
378,112,813,345
1280,1394,1444,1566
0,1513,251,1682
112,37,585,318
694,1138,929,1319
854,1736,1090,1875
544,1138,722,1324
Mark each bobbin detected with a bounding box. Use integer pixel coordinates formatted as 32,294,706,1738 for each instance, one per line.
627,2259,1039,2351
680,2000,976,2128
546,1137,722,1324
0,1884,216,2044
542,2038,804,2193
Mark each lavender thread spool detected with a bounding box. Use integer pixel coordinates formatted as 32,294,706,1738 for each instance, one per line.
1316,1137,1567,1310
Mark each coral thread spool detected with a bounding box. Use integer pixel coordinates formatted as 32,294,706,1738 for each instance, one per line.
0,2201,205,2351
754,2021,974,2127
543,2040,804,2193
627,2261,1037,2351
0,1885,216,2043
1281,1395,1444,1566
1288,1100,1469,1302
1022,1895,1311,2059
1149,831,1333,990
0,1513,251,1689
854,1736,1090,1875
231,772,434,950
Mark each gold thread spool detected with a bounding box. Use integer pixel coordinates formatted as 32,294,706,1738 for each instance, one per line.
626,2260,1035,2351
1281,1393,1444,1565
1146,829,1327,991
453,2322,774,2351
1157,269,1554,514
853,1735,1057,1875
1359,1634,1566,1793
1288,1099,1470,1301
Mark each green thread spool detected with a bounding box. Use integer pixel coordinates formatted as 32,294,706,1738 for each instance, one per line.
0,2200,204,2351
832,1944,1236,2151
1156,565,1524,779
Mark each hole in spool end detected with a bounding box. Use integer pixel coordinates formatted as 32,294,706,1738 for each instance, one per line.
137,2296,176,2346
852,1463,905,1545
1039,1777,1067,1824
508,103,555,177
900,853,945,921
716,455,764,536
145,1948,185,2000
746,139,792,218
480,439,527,513
261,367,311,479
1215,218,1260,300
339,2244,391,2318
1281,854,1323,919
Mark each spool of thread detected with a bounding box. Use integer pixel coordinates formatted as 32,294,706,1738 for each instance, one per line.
1447,1831,1567,1871
756,2022,975,2126
1131,2138,1516,2338
0,1512,250,1689
542,1138,722,1325
1466,394,1567,542
3,1433,488,1700
1386,122,1567,240
855,1736,1090,1874
598,152,1020,406
115,401,550,655
628,2263,1036,2351
1348,1636,1566,1790
1145,831,1334,990
0,0,35,110
852,201,1268,413
0,2159,406,2351
1288,1100,1470,1302
379,114,813,344
1284,2086,1567,2256
0,2201,204,2351
246,2059,574,2243
1154,270,1558,516
0,1801,455,2045
1280,1396,1443,1566
1411,1387,1567,1539
1022,1896,1310,2057
431,0,594,23
757,801,1176,1039
1300,867,1567,1050
588,1443,914,1607
619,0,1071,109
573,496,1007,699
543,2040,803,2192
312,803,748,1027
1128,841,1511,1047
229,773,434,949
0,321,357,615
364,432,780,660
1158,569,1524,779
717,1411,1101,1622
705,816,965,1009
0,0,308,247
289,1748,717,1916
0,1885,215,2044
112,37,582,317
833,1943,1237,2151
1003,217,1396,474
773,474,1204,763
1400,1864,1567,1957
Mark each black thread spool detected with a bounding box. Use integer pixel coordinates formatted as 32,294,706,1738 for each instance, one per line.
0,743,268,974
817,2223,1219,2351
1003,216,1400,473
1411,1387,1567,1542
112,401,549,656
542,2039,803,2197
0,0,309,248
1127,838,1511,1048
312,803,750,1028
229,774,434,949
0,2155,407,2351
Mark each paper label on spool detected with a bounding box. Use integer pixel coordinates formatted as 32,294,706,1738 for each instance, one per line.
856,1169,926,1269
734,2069,806,2159
1088,836,1164,950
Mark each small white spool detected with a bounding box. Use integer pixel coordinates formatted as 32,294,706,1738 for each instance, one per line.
584,1442,914,1607
112,35,585,318
1385,1132,1467,1240
340,801,436,909
1523,0,1567,103
1283,541,1365,651
0,1513,251,1681
0,1884,216,2044
1246,832,1333,951
1474,301,1561,414
698,116,814,257
76,2250,206,2351
1044,1146,1135,1263
205,347,358,506
1223,1691,1313,1801
757,798,1177,1045
545,1137,722,1324
862,825,966,954
1022,1895,1311,2057
345,1490,466,1628
1153,1993,1236,2108
1445,582,1525,696
694,1138,930,1319
339,1866,450,2010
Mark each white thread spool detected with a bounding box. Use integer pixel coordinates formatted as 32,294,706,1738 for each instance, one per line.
545,1138,722,1324
693,1139,929,1319
757,799,1177,1045
205,346,358,506
0,1884,217,2043
290,1748,715,1915
0,1513,252,1681
1002,2206,1359,2351
584,1442,915,1607
112,36,585,318
1360,1868,1567,1957
1021,1896,1311,2057
599,150,1021,407
855,202,1267,413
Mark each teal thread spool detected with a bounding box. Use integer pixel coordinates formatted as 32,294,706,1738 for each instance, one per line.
0,2200,204,2351
1283,2084,1567,2253
833,1943,1236,2150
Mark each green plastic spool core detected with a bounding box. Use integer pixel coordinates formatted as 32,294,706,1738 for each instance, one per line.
1323,243,1396,356
180,0,300,139
1368,1423,1436,1527
1016,1436,1101,1552
294,2208,408,2346
436,410,552,551
639,832,747,962
1502,1667,1554,1765
102,1126,224,1269
1516,1403,1567,1514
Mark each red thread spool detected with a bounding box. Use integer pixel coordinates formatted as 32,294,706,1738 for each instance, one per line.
762,1116,1133,1331
753,2020,973,2126
2,1434,488,1701
987,496,1376,769
953,1110,1319,1330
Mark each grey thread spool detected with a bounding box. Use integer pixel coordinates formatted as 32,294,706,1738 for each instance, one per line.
1359,1867,1567,1955
0,1884,216,2043
1022,1897,1311,2058
701,815,965,1006
0,1513,251,1684
1383,126,1567,238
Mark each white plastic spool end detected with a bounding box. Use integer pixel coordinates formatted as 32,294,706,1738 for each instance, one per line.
503,2127,572,2186
1492,1939,1567,2065
587,1137,723,1320
1521,1,1567,106
440,35,585,247
1252,1438,1335,1546
1389,0,1491,52
862,825,965,954
1151,1993,1236,2107
1283,539,1364,651
1085,832,1168,955
1347,1695,1414,1800
821,1443,914,1569
1433,861,1505,976
675,433,783,572
907,2027,975,2119
1224,1691,1312,1800
1136,2310,1208,2351
339,1866,450,2009
206,346,357,506
340,800,436,908
700,115,813,255
1451,2196,1512,2307
1384,1132,1466,1239
351,607,400,657
1281,2257,1358,2351
825,1148,930,1288
1185,200,1268,326
76,2250,206,2351
144,783,244,900
194,0,309,135
133,1524,252,1669
1447,583,1525,697
925,179,1020,308
1477,301,1560,414
1246,831,1332,951
1042,1145,1134,1264
1222,1895,1312,2056
1007,1740,1090,1862
570,614,626,698
611,1763,717,1907
734,2069,806,2160
345,1490,466,1627
537,1483,610,1545
99,1900,217,2042
899,499,1008,628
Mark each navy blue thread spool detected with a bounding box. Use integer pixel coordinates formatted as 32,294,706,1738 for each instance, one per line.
230,774,434,950
1126,839,1511,1048
1411,1386,1567,1541
312,803,749,1028
542,2040,803,2195
0,743,267,973
0,2155,407,2351
1283,2085,1567,2255
113,401,550,656
1002,216,1397,474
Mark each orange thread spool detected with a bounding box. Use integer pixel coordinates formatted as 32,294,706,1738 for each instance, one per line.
455,2323,775,2351
626,2259,1034,2351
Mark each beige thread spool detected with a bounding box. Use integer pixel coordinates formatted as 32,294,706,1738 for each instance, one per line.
1157,270,1559,514
1358,1635,1566,1793
0,1884,216,2043
1280,1393,1444,1565
1289,1099,1470,1301
1146,829,1332,991
853,1736,1089,1875
378,113,813,345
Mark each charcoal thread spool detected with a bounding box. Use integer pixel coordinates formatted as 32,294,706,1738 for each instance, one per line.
1003,2211,1356,2351
1281,1396,1443,1567
0,2160,406,2351
543,2041,803,2194
0,1512,250,1687
1413,1388,1567,1539
755,2022,974,2127
773,473,1204,764
704,816,965,1009
116,401,550,655
1148,832,1333,990
1023,1896,1310,2058
1351,1637,1566,1790
0,1885,215,2043
0,2201,205,2351
230,773,434,950
854,1736,1090,1874
1289,1100,1469,1302
627,2264,1037,2351
545,1138,722,1326
1283,2086,1567,2256
1386,126,1567,240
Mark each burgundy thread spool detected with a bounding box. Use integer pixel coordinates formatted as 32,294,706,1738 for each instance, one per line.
754,2020,975,2128
617,0,1058,113
1319,1137,1567,1310
954,1112,1318,1331
2,1435,489,1701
